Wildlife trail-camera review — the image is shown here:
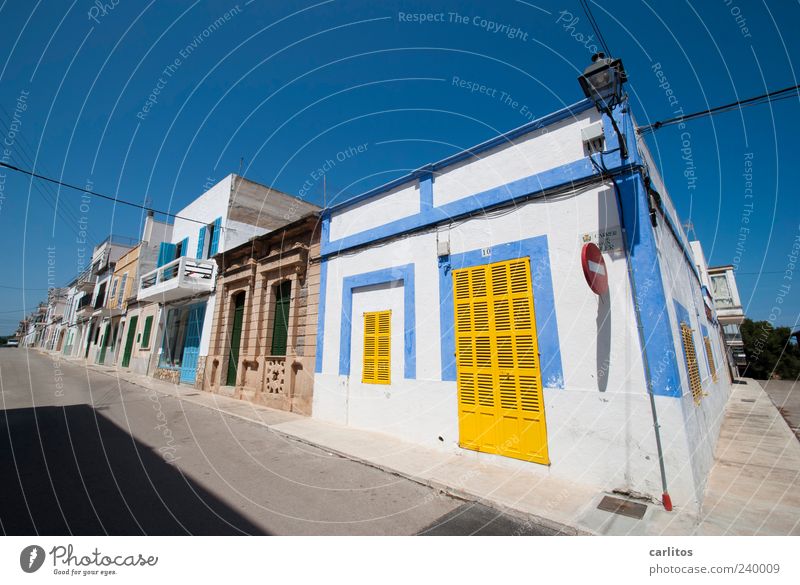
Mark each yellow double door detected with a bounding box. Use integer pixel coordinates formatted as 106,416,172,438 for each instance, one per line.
453,258,549,465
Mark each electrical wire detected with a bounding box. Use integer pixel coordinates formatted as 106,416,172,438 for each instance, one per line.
579,0,611,56
638,83,800,134
0,160,209,226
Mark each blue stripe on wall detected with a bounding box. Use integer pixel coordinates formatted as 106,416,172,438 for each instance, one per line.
338,264,416,379
314,259,328,373
615,171,682,398
438,236,564,388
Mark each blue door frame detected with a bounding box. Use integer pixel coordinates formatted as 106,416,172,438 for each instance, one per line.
180,304,206,383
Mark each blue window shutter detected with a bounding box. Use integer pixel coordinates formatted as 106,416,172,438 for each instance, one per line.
196,227,206,259
157,243,176,267
209,217,222,255
179,237,189,257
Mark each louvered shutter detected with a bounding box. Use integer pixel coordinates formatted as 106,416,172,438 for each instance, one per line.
196,226,206,258
209,217,222,255
141,316,153,348
704,336,717,382
157,243,176,267
362,310,391,384
681,322,703,403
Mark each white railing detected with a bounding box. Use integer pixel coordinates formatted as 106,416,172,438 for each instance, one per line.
139,256,215,293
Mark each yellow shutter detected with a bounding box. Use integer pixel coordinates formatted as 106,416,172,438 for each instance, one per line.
704,336,717,382
681,322,703,403
363,310,391,385
453,258,548,465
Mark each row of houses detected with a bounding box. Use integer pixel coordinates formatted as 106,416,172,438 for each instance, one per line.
19,72,747,512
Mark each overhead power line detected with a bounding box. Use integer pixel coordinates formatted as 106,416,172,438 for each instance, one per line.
579,0,611,56
0,161,207,226
638,83,800,134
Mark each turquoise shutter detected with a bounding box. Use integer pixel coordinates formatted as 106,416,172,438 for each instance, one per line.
157,243,176,267
179,237,189,257
196,226,206,258
209,217,222,255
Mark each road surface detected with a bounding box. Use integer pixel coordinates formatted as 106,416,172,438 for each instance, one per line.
0,348,556,536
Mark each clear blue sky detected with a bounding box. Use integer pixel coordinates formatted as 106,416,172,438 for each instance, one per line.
0,0,798,334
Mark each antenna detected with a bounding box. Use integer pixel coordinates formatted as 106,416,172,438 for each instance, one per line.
238,157,244,177
323,174,326,208
683,220,696,240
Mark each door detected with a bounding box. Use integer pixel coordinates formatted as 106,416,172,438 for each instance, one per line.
270,281,291,355
180,304,206,383
121,316,138,368
98,323,111,364
226,292,246,386
452,258,549,464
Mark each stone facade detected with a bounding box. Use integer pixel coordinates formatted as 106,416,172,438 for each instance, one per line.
203,214,321,415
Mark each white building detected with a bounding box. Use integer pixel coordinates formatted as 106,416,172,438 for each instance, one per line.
137,174,318,386
313,90,732,510
707,264,747,374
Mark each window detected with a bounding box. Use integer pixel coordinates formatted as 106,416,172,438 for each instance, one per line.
117,274,127,306
270,281,291,355
208,218,222,256
140,316,153,348
159,309,187,368
363,310,391,385
109,278,118,304
704,336,717,382
680,322,703,404
711,274,734,308
94,282,107,309
196,226,207,259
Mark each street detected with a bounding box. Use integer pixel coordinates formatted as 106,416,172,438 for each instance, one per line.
0,348,555,536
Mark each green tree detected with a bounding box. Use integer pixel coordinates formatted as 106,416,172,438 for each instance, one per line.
740,319,800,379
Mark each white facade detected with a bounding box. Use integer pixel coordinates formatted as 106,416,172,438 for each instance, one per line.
313,97,732,510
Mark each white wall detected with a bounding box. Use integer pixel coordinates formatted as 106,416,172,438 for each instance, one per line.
171,175,233,254
329,182,420,241
433,109,601,207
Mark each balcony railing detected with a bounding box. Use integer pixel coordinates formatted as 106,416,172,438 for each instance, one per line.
138,256,215,302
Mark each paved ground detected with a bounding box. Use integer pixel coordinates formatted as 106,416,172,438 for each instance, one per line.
759,378,800,440
0,348,552,536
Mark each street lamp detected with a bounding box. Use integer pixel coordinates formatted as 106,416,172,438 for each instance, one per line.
578,53,628,159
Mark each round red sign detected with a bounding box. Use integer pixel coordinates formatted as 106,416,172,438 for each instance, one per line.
581,242,608,295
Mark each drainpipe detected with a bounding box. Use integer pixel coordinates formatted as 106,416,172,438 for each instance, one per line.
611,176,672,512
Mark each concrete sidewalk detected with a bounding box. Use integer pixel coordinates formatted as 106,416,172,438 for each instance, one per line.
52,351,800,535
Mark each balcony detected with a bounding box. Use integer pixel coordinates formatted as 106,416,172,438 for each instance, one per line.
138,256,215,303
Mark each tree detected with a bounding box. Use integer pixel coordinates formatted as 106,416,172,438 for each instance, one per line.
740,319,800,380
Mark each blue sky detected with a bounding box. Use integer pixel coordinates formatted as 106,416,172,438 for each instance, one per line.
0,0,798,334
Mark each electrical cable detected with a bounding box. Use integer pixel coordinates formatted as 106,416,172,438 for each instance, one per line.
578,0,611,56
638,83,800,134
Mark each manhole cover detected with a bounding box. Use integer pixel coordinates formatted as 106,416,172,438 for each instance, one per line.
597,495,647,519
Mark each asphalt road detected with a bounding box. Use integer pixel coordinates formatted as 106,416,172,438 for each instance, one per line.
0,348,556,536
759,378,800,440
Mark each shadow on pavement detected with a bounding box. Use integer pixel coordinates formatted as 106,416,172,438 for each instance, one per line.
0,404,268,535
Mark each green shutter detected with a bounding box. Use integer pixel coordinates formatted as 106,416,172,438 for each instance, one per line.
141,316,153,348
270,281,291,355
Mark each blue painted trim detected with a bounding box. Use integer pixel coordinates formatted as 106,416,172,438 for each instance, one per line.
438,236,564,388
321,156,624,257
616,171,682,398
322,98,595,216
338,264,416,379
314,259,328,373
419,172,433,212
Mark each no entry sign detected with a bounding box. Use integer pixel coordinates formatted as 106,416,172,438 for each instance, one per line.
581,242,608,295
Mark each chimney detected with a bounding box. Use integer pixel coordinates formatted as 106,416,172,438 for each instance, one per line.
142,209,155,243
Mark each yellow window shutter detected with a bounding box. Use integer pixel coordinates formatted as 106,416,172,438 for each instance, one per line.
704,336,717,382
681,322,703,403
363,310,391,385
